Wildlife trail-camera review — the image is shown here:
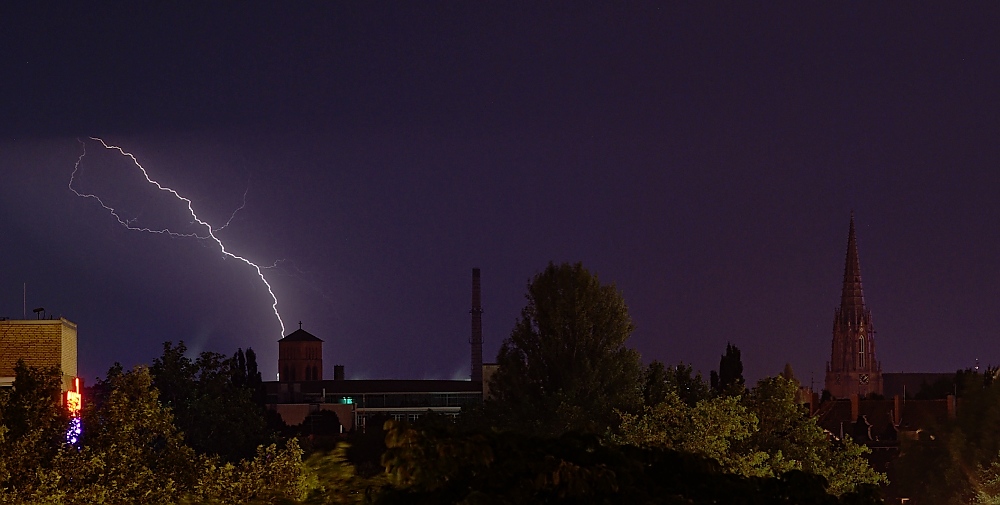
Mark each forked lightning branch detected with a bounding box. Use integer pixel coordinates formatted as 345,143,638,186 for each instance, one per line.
69,137,286,338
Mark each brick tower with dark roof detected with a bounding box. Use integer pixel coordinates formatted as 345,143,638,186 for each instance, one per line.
825,215,883,398
278,323,323,382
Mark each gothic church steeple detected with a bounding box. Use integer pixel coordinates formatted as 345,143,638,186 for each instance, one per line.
826,214,882,398
840,214,865,318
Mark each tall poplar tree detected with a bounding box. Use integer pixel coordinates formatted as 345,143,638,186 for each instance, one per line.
711,342,745,396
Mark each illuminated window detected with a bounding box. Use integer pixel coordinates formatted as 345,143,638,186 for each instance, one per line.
858,335,866,368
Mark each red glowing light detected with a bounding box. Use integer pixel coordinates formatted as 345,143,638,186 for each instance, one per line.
65,377,82,417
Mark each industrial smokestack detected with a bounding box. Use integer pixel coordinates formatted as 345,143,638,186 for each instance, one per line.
470,268,484,382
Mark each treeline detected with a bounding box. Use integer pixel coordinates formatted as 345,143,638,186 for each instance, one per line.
0,262,889,504
894,368,1000,504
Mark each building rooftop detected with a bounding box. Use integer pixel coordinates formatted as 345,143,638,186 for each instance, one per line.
815,397,951,440
278,328,323,342
266,378,482,395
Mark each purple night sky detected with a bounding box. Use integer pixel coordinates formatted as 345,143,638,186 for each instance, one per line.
2,4,1000,389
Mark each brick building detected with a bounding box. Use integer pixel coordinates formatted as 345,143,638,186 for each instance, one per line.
278,324,323,382
266,269,488,430
0,317,79,391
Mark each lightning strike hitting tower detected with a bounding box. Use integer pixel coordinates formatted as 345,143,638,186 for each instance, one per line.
70,138,286,339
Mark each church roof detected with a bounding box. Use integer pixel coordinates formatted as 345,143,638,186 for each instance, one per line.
278,328,323,342
815,398,950,438
840,214,866,316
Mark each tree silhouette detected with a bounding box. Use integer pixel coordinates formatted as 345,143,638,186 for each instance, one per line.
487,262,643,436
711,342,745,396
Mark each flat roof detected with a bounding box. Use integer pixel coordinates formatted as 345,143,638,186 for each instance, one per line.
265,379,482,395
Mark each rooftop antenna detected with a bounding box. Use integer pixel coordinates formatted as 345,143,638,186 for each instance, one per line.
22,283,25,319
32,307,44,320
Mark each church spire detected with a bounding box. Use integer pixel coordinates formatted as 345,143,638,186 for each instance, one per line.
826,213,882,398
840,213,865,319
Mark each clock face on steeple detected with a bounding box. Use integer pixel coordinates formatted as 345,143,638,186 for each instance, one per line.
859,373,870,385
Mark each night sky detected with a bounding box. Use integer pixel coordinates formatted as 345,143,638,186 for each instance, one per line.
3,4,1000,389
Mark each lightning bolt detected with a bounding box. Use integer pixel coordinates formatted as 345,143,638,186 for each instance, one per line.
70,137,286,338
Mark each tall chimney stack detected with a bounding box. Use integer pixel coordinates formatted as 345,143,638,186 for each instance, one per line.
470,268,484,382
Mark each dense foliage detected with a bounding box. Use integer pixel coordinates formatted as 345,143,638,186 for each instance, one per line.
642,360,711,407
618,375,886,496
711,342,746,396
894,368,1000,504
379,419,884,504
0,360,68,497
0,363,311,504
151,342,273,461
486,262,643,436
0,263,890,503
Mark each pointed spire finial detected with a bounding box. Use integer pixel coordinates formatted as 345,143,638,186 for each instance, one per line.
841,214,865,316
